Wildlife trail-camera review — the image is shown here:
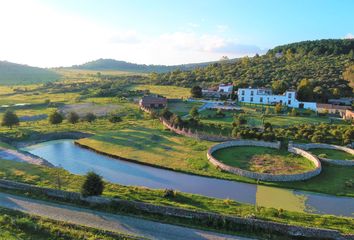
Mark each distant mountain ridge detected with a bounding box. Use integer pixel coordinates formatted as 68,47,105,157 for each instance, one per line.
71,58,238,73
0,61,60,85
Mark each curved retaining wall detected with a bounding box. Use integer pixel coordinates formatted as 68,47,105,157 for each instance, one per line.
291,142,354,166
207,140,322,182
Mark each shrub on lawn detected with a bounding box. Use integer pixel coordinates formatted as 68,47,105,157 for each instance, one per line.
81,171,104,197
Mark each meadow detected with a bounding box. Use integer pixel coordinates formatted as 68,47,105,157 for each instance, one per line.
309,148,354,160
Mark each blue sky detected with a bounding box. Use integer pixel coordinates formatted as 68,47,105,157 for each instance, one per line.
0,0,353,67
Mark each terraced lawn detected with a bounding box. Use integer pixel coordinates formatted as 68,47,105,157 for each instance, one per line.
310,148,353,160
212,146,316,174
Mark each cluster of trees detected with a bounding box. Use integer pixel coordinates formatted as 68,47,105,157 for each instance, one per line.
151,39,353,102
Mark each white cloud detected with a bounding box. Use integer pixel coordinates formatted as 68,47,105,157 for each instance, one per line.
344,33,354,39
216,25,229,33
0,0,263,67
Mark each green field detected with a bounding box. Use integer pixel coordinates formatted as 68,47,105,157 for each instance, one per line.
167,100,203,117
212,146,316,174
0,207,132,240
0,159,353,235
310,148,354,160
129,84,191,99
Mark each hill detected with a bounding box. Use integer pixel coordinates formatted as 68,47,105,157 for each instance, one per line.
151,39,354,102
71,58,236,73
0,61,60,85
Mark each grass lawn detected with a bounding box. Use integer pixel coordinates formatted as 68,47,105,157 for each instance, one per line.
212,146,316,174
0,207,133,240
0,159,353,235
129,84,191,99
167,100,203,116
309,148,353,160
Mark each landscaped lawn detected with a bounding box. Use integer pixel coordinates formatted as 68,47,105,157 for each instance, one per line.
167,100,203,117
212,146,316,174
309,148,353,160
0,159,353,235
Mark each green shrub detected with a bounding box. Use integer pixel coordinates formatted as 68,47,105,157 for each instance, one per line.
81,171,104,197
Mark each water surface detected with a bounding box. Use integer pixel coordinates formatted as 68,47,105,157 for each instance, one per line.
23,140,354,217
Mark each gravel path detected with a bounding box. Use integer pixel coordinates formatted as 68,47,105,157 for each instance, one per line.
0,146,51,166
0,192,254,240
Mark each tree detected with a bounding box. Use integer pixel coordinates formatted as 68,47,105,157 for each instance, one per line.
297,79,314,101
84,113,96,123
272,80,288,94
1,110,19,129
189,106,199,119
274,103,282,114
289,108,298,117
191,86,202,98
67,111,79,124
49,111,63,125
263,122,273,131
81,171,104,197
161,107,173,120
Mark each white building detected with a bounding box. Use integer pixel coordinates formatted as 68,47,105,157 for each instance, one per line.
218,83,233,93
237,88,317,111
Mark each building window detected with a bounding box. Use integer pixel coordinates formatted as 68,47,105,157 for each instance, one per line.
242,90,245,95
250,97,253,102
241,97,244,101
260,97,263,103
251,91,254,96
288,93,291,98
288,100,291,105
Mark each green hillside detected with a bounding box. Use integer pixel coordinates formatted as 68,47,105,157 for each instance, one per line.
0,61,60,85
151,39,354,102
71,58,234,73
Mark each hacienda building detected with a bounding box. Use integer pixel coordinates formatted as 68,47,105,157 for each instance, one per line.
237,88,317,111
202,83,234,99
139,95,167,109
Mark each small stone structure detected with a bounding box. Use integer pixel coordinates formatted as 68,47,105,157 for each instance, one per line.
290,142,354,166
207,140,322,182
0,179,351,240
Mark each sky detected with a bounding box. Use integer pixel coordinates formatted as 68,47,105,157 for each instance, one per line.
0,0,353,67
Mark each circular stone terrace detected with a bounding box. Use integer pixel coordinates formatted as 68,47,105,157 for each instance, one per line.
207,140,322,182
290,142,354,166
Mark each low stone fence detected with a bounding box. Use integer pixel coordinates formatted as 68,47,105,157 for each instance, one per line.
0,179,351,240
291,142,354,166
207,140,322,182
141,105,235,142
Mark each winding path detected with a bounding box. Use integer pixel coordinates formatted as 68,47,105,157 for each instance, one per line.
0,192,253,240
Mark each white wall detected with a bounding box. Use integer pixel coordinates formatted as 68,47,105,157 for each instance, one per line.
237,88,317,111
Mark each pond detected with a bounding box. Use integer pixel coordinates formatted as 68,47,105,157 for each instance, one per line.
23,139,354,217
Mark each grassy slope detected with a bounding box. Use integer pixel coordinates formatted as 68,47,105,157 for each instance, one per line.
0,159,353,234
0,61,60,85
212,146,315,174
0,207,133,240
310,148,354,160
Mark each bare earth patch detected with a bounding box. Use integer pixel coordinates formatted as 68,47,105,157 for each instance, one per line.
250,154,305,174
59,103,122,117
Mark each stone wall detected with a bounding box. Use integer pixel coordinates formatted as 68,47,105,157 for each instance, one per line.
291,142,354,166
0,179,351,240
207,140,322,182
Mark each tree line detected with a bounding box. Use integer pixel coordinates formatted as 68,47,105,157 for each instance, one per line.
150,39,354,102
